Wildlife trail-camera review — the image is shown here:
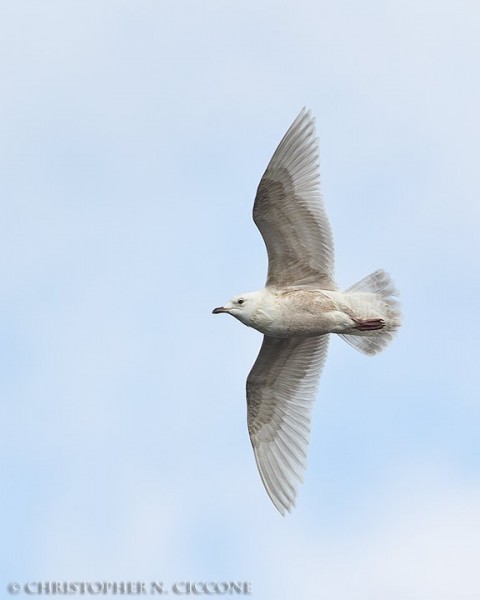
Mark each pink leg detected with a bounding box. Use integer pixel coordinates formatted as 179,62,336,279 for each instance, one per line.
352,317,385,331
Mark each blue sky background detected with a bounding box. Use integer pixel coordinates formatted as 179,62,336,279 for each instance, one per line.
1,1,479,598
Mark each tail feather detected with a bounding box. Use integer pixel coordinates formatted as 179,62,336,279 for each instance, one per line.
340,270,402,356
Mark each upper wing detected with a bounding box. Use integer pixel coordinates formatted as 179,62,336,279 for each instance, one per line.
246,334,329,515
253,108,336,289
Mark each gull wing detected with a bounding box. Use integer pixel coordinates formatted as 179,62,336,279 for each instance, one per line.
246,334,329,515
253,108,336,289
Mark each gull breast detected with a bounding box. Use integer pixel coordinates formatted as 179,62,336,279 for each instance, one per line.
253,289,338,338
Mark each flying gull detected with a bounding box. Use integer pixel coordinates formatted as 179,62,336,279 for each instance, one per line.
213,108,402,515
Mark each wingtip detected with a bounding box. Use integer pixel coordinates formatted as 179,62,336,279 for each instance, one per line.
253,442,299,516
294,106,315,127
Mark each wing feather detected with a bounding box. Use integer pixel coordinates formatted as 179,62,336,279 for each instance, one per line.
246,335,329,514
253,108,335,289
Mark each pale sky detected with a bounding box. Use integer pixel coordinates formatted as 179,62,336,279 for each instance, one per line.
1,1,480,598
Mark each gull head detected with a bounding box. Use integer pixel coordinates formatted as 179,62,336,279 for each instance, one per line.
212,291,264,327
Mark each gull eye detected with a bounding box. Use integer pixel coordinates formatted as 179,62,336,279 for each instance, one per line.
237,299,244,305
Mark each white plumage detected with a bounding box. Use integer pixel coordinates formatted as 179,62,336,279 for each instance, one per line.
213,109,402,515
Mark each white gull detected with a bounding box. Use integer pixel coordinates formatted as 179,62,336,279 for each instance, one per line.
213,108,402,515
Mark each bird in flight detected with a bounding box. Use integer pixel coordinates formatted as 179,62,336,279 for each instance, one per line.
213,109,402,515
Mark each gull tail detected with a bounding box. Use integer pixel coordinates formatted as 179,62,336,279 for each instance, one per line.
340,270,402,356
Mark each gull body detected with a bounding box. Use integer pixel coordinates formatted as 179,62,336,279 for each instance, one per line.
212,109,402,515
214,286,397,339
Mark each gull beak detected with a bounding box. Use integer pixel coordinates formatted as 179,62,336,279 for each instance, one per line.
212,306,229,314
